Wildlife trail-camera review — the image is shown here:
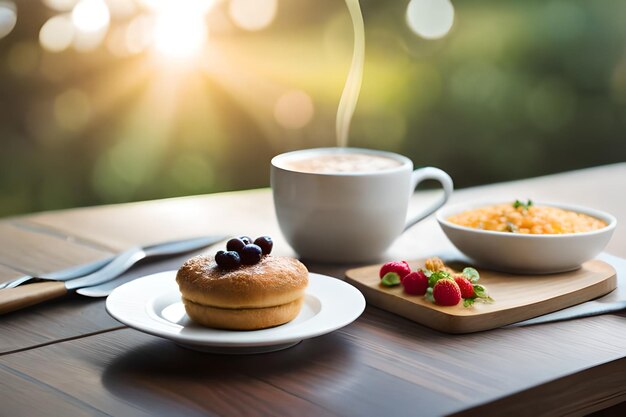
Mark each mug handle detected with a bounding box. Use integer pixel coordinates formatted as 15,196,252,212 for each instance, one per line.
404,167,454,231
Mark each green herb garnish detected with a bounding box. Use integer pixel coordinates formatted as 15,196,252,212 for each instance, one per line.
428,270,452,288
513,199,533,210
463,298,475,307
381,272,401,287
472,284,495,303
462,267,480,283
425,287,435,303
462,285,495,307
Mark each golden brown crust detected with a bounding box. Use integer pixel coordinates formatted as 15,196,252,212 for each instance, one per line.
176,255,308,308
182,297,304,330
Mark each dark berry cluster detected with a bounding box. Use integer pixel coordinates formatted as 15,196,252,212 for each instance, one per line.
215,236,273,269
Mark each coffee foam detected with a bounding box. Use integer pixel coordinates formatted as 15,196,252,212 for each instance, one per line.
280,153,402,174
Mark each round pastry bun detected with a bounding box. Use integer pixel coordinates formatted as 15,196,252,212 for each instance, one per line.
182,296,304,330
176,255,309,330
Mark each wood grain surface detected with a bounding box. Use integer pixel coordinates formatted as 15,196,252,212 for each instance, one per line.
3,312,626,417
0,264,24,283
346,259,617,333
0,292,123,355
0,163,625,417
0,251,206,354
21,190,281,252
452,357,626,417
0,222,114,276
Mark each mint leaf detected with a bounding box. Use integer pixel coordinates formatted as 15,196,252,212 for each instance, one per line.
423,269,432,278
463,298,475,307
462,267,480,283
428,271,452,288
473,284,485,296
472,284,494,303
425,287,435,303
381,272,401,287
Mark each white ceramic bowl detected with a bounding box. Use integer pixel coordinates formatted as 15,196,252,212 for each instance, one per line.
436,201,617,274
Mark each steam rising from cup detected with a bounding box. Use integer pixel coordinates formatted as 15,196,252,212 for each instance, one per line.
336,0,365,148
337,0,455,148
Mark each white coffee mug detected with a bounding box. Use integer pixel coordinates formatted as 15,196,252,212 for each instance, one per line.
271,147,453,263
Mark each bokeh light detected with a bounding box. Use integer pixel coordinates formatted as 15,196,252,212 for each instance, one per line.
229,0,277,31
39,14,74,52
406,0,454,40
105,26,128,56
0,1,17,40
274,90,315,129
104,0,136,19
125,15,153,54
2,0,626,220
73,25,107,51
153,6,207,59
42,0,79,12
71,0,110,33
138,0,215,13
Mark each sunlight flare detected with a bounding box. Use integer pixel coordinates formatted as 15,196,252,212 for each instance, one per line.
72,0,110,33
153,7,207,59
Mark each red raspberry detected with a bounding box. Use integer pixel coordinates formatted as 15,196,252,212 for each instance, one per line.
454,276,475,298
402,271,429,295
379,261,411,280
433,279,462,306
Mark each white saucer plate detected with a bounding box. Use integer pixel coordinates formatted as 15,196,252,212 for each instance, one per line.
106,271,366,354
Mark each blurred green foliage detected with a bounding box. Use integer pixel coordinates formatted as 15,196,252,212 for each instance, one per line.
0,0,624,218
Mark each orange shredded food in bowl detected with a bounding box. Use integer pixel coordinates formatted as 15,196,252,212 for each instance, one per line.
447,203,607,234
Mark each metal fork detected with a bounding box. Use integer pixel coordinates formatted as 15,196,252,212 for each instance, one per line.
0,259,112,290
0,235,227,289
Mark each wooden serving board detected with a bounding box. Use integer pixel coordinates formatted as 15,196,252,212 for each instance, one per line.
345,259,617,334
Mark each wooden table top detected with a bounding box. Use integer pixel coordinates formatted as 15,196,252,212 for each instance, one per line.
1,163,625,417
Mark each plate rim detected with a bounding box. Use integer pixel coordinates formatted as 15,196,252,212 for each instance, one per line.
106,271,365,348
